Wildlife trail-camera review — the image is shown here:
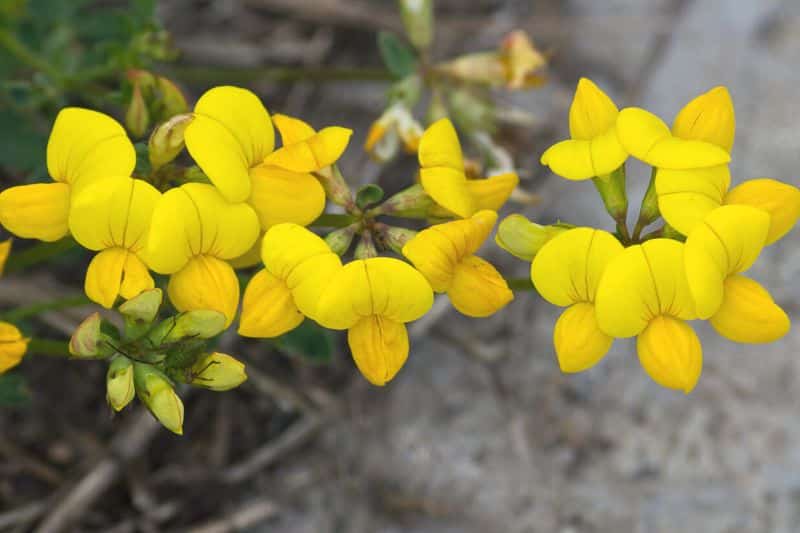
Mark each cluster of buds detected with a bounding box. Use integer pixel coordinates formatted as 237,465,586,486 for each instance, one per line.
70,289,246,434
125,69,188,139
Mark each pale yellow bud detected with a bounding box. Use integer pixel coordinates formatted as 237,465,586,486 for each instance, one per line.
190,352,247,392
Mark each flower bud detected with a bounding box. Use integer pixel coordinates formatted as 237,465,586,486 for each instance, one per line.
118,288,163,323
325,224,357,256
106,356,135,412
499,30,547,89
134,364,184,435
437,52,505,86
126,84,150,139
495,215,566,261
375,224,417,254
190,352,247,391
69,312,111,359
354,233,378,259
151,310,227,345
155,76,188,117
375,184,434,218
315,166,355,210
148,113,193,170
399,0,434,51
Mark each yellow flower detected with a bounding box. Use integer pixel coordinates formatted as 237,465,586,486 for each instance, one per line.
184,86,327,229
595,239,701,393
0,322,28,374
402,210,513,317
146,183,260,326
0,108,136,241
540,78,628,180
315,258,433,386
684,205,789,343
239,223,342,338
68,177,160,308
530,228,623,373
418,118,518,218
263,113,352,173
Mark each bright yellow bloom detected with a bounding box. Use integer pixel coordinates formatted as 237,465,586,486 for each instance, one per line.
263,113,352,173
239,223,342,338
147,183,260,326
671,86,735,152
0,322,28,374
540,78,627,180
68,177,160,308
315,258,433,386
184,86,326,229
0,108,135,241
402,210,513,317
531,228,623,373
723,178,800,245
595,239,700,393
418,118,518,218
684,205,789,342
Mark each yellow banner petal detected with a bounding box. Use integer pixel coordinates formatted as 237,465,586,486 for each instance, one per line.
262,126,352,173
46,107,135,189
684,205,769,319
260,223,338,279
724,178,800,245
637,315,702,394
0,322,28,374
348,315,409,386
184,86,275,203
418,118,464,171
167,255,240,327
531,227,623,307
671,86,735,152
0,182,70,242
655,165,730,236
553,302,613,373
595,239,695,338
272,114,316,145
238,268,304,338
467,172,519,212
709,275,790,344
448,255,513,317
419,166,475,218
568,78,619,140
249,165,325,229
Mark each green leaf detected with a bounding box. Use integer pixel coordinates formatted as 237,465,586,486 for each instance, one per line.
0,373,30,407
275,321,333,364
355,183,384,210
377,31,418,79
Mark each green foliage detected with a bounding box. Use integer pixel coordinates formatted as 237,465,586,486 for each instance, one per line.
276,321,333,364
355,183,385,210
377,31,418,79
0,372,30,407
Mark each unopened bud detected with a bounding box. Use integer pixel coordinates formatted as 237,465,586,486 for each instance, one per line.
316,166,355,210
354,232,378,259
148,113,193,170
119,288,162,323
151,309,227,345
500,30,547,90
134,364,184,435
375,224,417,254
375,184,434,218
126,84,150,139
399,0,434,51
106,356,135,412
70,313,111,358
325,224,357,256
190,352,247,391
155,76,188,117
495,215,567,261
437,52,505,86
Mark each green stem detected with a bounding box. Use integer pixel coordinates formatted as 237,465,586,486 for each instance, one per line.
5,238,80,274
0,29,63,82
632,168,661,242
165,65,394,84
1,294,91,322
26,338,71,357
507,277,535,291
312,213,359,228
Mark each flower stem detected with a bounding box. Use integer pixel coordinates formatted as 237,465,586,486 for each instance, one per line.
4,238,79,274
0,294,92,322
507,277,535,291
26,338,71,357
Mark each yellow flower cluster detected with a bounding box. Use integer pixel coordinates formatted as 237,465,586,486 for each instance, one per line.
525,78,800,393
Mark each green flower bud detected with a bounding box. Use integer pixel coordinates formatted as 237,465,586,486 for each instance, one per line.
155,76,188,118
150,310,227,345
190,352,247,391
106,356,135,412
495,215,567,261
134,364,184,435
324,224,357,256
118,288,162,323
148,113,193,171
374,184,434,218
126,84,150,139
375,224,417,254
69,312,111,359
399,0,434,51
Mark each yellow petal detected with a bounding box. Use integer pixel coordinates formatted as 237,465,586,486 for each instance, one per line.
46,107,135,189
637,315,702,394
684,205,769,319
316,258,433,330
147,183,260,274
167,255,239,327
262,126,352,173
540,130,627,181
447,255,513,317
617,107,730,169
568,78,619,140
595,239,696,338
238,268,304,338
553,302,613,373
724,178,800,245
272,113,316,145
467,172,519,211
419,166,475,218
85,248,154,308
655,165,730,236
418,118,464,171
0,182,71,241
709,275,790,343
402,210,497,291
672,86,735,152
0,239,11,277
184,86,275,203
248,165,325,229
0,322,28,374
531,227,624,307
347,316,409,386
69,177,160,252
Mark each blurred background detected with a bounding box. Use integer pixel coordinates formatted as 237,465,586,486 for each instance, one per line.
2,0,800,531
